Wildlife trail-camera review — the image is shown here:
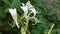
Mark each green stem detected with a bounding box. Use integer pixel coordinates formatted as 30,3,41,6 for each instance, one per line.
48,24,55,34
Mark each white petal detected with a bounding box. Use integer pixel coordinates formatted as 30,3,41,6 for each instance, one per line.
21,3,28,16
34,17,40,23
21,3,25,6
9,8,17,21
9,8,20,28
16,21,20,28
26,1,37,16
32,17,40,25
30,8,37,16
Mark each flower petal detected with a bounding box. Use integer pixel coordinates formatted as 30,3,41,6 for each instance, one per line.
9,8,20,28
9,8,17,21
21,3,28,16
26,1,37,16
32,17,40,25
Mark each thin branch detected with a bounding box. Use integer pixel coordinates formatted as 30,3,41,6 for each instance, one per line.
48,24,55,34
27,29,31,34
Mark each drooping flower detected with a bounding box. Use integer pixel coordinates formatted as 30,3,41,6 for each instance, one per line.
26,1,37,17
9,8,20,28
29,17,40,25
32,17,40,25
20,1,40,25
21,3,28,17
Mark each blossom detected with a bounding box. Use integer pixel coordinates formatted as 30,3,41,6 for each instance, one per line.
26,1,37,17
20,1,40,25
9,8,20,28
29,17,40,25
32,17,40,25
21,3,28,17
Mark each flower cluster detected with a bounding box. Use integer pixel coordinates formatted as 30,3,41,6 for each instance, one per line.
9,1,40,28
21,1,40,25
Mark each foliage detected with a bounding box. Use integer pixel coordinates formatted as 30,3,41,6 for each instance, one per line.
0,0,60,34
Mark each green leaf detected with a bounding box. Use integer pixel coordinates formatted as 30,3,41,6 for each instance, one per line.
0,21,3,27
32,29,41,34
44,29,49,34
0,32,2,34
3,26,11,31
52,29,57,34
12,0,20,9
57,28,60,34
2,0,11,5
0,11,6,18
4,8,9,13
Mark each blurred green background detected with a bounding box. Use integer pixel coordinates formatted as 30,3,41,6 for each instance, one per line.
0,0,60,34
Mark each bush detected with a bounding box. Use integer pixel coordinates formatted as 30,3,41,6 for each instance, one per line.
0,0,60,34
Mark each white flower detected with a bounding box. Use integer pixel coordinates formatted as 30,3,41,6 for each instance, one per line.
26,1,37,17
30,7,37,17
33,17,40,25
20,1,40,25
21,3,28,17
9,8,20,28
29,17,40,25
8,21,15,28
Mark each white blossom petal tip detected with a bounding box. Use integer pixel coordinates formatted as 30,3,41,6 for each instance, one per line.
21,3,25,6
26,1,31,6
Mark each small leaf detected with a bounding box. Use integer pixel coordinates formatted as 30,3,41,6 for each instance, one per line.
2,0,11,5
3,26,11,31
12,0,20,9
4,8,9,13
0,32,2,34
0,11,6,18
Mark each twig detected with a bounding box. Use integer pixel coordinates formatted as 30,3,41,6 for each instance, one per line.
27,29,31,34
48,24,55,34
